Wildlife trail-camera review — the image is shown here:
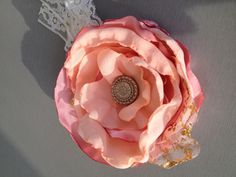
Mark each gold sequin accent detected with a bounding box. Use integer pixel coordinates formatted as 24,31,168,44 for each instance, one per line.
181,126,192,137
162,161,179,169
70,98,75,106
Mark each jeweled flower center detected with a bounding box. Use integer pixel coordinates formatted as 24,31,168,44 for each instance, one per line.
111,75,139,105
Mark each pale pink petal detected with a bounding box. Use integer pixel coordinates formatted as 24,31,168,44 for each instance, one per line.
118,58,151,122
75,49,100,91
72,49,102,115
97,49,122,84
139,76,182,153
55,67,107,166
64,25,98,77
177,42,204,110
106,129,142,142
104,16,157,42
77,117,148,168
140,22,204,109
70,123,108,165
78,78,146,130
140,22,204,132
54,68,81,133
132,57,164,110
79,78,122,129
74,26,178,78
64,48,87,91
134,109,149,129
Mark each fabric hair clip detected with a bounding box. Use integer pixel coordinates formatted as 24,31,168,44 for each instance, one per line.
38,0,204,169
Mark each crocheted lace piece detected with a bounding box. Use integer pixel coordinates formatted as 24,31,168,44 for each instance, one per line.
38,0,102,50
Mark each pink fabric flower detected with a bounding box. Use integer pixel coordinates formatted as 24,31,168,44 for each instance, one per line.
55,16,204,169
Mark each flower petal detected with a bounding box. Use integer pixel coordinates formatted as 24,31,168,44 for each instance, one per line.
54,68,81,133
141,23,204,109
132,57,164,110
78,77,147,130
75,49,100,91
70,122,108,165
106,129,142,142
177,42,204,110
78,117,148,168
64,48,87,91
104,16,157,42
79,78,122,128
74,26,178,78
97,49,122,84
139,76,182,153
118,58,151,122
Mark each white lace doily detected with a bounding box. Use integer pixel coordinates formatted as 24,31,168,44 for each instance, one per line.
38,0,102,50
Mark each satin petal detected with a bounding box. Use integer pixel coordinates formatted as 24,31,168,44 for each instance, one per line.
140,76,182,153
104,16,157,42
73,26,178,78
140,22,204,108
54,68,80,133
79,79,123,129
132,57,164,110
118,58,151,121
97,49,122,84
107,129,142,142
78,117,148,169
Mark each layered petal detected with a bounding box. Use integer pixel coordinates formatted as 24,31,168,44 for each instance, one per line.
107,129,142,142
77,117,148,168
139,75,182,154
75,49,100,91
73,26,178,78
132,57,164,110
118,58,151,121
78,78,146,130
97,49,122,84
54,68,81,133
177,42,204,110
79,78,121,129
140,21,204,108
104,16,157,42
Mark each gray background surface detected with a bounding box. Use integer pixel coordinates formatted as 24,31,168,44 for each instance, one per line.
0,0,236,177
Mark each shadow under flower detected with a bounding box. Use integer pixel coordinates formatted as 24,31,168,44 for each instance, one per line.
0,131,44,177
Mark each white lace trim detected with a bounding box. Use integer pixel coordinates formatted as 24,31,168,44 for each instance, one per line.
38,0,102,50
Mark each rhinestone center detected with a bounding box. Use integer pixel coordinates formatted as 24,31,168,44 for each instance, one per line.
111,75,139,105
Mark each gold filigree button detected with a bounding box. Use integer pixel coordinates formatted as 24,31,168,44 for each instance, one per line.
111,75,139,105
